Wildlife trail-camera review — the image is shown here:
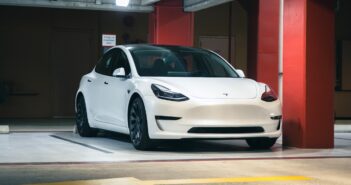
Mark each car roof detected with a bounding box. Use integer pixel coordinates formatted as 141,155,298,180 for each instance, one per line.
122,44,206,52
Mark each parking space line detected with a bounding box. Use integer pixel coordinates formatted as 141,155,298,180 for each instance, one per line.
29,176,311,185
50,135,113,154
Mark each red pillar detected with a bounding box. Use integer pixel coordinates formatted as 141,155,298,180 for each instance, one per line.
283,0,335,148
256,0,280,92
247,0,279,92
248,0,334,148
148,0,194,46
246,0,259,80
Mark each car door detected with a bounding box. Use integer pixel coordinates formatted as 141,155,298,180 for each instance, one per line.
91,50,116,123
98,48,132,127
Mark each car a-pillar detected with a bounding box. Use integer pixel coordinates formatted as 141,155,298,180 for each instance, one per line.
247,0,335,148
148,0,194,46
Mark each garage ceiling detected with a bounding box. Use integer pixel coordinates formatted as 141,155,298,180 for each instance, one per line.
0,0,233,12
0,0,154,12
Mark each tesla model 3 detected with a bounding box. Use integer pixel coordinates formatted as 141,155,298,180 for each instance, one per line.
75,44,282,150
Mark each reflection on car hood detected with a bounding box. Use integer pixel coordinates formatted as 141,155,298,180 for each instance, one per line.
146,77,258,99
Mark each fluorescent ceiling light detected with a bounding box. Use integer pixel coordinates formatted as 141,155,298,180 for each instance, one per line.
116,0,129,7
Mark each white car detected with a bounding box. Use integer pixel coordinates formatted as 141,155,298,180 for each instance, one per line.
75,44,282,150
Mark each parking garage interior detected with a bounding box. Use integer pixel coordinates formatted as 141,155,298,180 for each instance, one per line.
0,0,351,185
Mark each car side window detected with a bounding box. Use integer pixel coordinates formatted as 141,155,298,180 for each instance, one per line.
110,49,131,75
95,50,115,76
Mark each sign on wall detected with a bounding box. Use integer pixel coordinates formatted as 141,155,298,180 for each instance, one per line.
102,34,116,47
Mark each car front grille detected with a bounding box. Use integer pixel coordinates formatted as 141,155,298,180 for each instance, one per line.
187,127,264,134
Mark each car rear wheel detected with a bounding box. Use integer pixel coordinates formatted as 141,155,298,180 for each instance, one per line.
128,97,154,150
76,97,98,137
246,137,277,149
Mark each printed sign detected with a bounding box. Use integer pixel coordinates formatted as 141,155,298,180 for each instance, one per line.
102,34,116,47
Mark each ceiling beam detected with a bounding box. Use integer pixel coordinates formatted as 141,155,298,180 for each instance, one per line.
0,0,154,12
140,0,160,6
184,0,233,12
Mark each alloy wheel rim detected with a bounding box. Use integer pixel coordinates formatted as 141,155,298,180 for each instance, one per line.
129,100,142,145
76,102,84,130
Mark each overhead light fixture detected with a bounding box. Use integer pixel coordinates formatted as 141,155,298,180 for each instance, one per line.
115,0,129,7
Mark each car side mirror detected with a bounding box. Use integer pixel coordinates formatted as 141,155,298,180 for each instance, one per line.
113,67,126,78
236,69,245,78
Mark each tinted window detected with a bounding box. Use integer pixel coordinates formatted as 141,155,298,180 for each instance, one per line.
95,50,115,76
111,49,131,75
95,48,131,76
130,46,238,78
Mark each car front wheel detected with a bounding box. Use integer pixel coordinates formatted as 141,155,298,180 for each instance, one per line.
128,97,154,150
246,137,278,149
76,96,98,137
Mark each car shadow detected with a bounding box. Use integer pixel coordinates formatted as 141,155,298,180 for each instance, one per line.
95,130,281,153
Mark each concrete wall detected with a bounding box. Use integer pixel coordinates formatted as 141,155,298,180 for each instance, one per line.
335,0,351,118
194,1,248,74
0,6,148,117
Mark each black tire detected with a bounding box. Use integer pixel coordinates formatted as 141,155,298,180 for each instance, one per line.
128,97,154,150
246,137,277,149
76,96,98,137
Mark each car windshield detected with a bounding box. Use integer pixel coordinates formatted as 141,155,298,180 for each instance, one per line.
129,45,239,78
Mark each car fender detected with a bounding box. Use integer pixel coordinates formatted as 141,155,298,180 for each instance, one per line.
75,73,97,128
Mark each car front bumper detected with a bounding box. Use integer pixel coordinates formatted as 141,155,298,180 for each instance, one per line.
143,96,282,139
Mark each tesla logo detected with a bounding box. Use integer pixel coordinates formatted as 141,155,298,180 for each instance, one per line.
222,93,228,96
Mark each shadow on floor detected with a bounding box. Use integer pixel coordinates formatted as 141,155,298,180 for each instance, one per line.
60,130,281,153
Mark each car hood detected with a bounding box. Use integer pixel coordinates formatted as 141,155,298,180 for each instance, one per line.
146,77,258,99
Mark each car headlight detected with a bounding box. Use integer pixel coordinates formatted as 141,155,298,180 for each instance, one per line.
151,84,189,101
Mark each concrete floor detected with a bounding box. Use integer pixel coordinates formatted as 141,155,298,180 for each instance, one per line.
0,156,350,185
0,120,350,185
1,132,351,163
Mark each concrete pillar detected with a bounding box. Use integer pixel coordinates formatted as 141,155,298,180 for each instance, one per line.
148,0,194,46
247,0,279,92
283,0,335,148
248,0,335,148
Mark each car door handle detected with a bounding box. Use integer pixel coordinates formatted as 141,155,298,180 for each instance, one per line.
87,79,92,82
104,81,109,85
